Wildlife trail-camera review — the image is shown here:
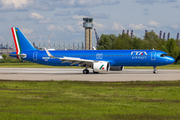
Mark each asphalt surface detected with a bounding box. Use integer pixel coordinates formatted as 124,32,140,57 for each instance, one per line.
0,68,180,82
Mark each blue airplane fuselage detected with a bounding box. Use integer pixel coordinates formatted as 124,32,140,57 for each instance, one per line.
10,49,175,67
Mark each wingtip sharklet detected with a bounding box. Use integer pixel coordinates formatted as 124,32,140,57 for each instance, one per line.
44,47,55,58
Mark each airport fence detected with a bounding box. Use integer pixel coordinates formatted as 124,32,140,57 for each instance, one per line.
0,42,86,55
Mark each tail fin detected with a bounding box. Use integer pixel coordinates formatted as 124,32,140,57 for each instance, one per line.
11,27,36,54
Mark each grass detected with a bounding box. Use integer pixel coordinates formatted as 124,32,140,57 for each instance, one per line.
0,63,180,69
0,81,180,120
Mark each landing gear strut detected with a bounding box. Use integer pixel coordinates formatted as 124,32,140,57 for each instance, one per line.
153,66,158,74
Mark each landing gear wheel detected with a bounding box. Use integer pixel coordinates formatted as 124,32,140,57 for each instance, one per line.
93,70,99,74
153,70,158,74
87,70,89,74
83,69,89,74
153,66,158,74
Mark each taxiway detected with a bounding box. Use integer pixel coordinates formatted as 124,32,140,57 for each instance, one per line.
0,68,180,82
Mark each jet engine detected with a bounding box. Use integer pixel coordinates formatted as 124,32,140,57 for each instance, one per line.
93,61,110,72
110,66,124,71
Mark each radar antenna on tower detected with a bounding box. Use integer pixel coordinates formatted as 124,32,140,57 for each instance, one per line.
49,35,50,49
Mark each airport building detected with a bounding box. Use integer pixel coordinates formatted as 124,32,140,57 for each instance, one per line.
83,18,93,50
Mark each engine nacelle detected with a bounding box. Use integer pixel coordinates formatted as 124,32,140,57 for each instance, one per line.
93,61,110,72
110,66,124,71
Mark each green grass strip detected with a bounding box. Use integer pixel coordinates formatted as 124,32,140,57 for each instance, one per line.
0,81,180,120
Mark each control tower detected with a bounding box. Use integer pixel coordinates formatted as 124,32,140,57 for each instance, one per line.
83,18,93,50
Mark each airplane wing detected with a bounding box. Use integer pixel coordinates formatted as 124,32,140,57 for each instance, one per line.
44,48,94,66
60,57,94,66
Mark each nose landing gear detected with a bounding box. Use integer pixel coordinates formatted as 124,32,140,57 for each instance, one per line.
153,66,158,74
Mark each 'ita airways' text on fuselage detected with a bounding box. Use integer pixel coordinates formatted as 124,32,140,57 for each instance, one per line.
10,27,175,74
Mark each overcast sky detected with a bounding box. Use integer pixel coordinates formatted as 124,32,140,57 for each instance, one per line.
0,0,180,47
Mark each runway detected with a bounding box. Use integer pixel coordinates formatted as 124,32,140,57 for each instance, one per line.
0,68,180,82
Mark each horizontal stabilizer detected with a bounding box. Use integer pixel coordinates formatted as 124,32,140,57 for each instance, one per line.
9,54,27,58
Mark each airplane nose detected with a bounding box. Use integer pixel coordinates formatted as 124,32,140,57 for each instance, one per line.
167,57,175,64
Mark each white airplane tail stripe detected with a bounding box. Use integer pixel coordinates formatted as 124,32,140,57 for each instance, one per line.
11,27,21,59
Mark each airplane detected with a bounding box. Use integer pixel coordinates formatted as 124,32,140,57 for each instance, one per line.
9,27,175,74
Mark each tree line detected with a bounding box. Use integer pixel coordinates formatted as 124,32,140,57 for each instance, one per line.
97,31,180,64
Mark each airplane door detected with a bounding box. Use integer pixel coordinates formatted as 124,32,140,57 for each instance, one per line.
151,51,156,60
33,52,38,61
96,53,103,59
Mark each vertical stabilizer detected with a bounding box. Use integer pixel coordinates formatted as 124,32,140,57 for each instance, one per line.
11,27,36,54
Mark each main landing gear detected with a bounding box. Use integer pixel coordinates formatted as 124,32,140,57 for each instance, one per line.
83,69,89,74
83,69,99,74
153,66,158,74
83,65,90,74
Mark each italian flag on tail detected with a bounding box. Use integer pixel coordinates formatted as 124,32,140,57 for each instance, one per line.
11,27,22,59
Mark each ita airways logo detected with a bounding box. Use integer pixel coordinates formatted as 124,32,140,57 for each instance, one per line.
131,51,147,59
100,65,104,70
131,51,147,56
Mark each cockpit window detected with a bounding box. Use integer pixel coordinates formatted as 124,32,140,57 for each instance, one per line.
160,54,168,57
